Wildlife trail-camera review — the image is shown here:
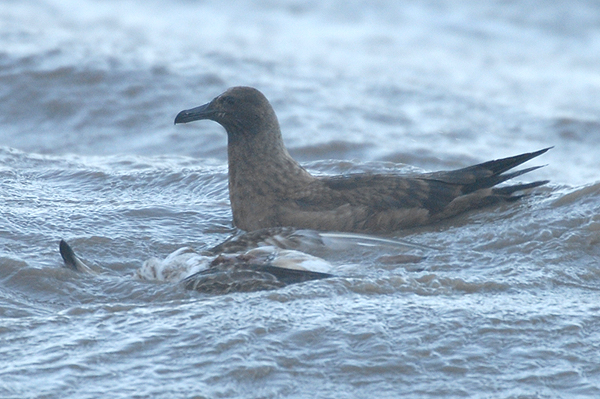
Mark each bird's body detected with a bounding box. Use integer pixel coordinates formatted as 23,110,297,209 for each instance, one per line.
175,86,549,233
58,227,428,294
59,238,333,294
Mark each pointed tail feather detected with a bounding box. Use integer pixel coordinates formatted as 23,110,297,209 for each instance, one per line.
489,165,545,184
463,164,548,194
457,148,551,194
469,147,552,176
426,147,551,189
492,180,550,197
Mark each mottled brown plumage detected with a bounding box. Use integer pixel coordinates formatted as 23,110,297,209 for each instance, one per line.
175,86,549,233
181,252,332,294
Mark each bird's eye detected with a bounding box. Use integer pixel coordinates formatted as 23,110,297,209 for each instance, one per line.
221,96,236,106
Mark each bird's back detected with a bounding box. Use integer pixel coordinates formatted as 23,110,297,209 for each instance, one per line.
252,148,550,232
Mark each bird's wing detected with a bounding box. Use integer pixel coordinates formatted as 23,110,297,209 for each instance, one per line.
292,148,551,216
421,147,551,194
181,264,331,293
294,174,459,215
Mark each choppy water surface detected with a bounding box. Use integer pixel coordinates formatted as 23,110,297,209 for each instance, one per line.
1,1,600,398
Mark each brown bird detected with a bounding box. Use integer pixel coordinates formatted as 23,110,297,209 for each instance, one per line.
175,86,549,233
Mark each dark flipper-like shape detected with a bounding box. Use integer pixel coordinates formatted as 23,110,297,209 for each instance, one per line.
59,240,78,270
59,239,93,272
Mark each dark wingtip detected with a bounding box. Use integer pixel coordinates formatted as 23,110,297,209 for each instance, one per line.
59,239,79,271
523,147,553,159
259,265,333,285
485,146,553,175
533,146,553,155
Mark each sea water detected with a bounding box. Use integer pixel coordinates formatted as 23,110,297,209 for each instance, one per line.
1,1,599,398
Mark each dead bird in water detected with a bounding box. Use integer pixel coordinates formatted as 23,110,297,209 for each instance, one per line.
175,86,550,233
59,227,430,294
59,240,333,294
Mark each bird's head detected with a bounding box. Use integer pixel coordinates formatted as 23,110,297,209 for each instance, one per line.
174,86,279,140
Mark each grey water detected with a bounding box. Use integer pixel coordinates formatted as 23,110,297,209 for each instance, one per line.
1,0,600,398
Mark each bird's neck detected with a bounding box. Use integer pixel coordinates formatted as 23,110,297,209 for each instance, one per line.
227,128,312,188
226,126,313,230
